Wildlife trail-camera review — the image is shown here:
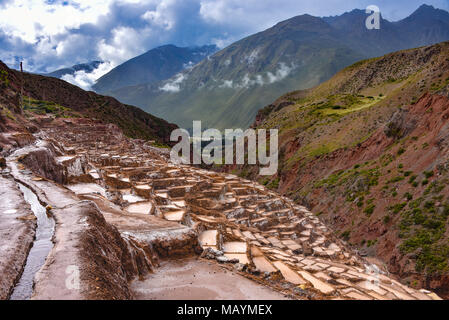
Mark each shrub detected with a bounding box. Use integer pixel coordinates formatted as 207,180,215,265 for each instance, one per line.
341,230,351,241
390,202,407,214
364,204,376,216
424,171,434,179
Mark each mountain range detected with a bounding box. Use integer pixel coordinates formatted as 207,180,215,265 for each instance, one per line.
101,4,449,130
93,44,218,93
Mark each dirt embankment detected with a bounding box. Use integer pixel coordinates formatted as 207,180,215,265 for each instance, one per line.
0,176,36,300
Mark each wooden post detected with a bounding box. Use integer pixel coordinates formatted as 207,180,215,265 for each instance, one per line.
20,61,24,109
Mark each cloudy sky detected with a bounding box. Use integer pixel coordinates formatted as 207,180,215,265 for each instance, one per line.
1,0,448,78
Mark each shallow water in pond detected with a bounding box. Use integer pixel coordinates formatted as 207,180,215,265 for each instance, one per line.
10,184,55,300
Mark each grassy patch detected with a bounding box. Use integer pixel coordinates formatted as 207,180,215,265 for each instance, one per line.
23,97,80,118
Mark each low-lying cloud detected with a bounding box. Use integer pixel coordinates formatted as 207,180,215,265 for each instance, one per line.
159,73,187,92
219,62,296,89
61,61,114,90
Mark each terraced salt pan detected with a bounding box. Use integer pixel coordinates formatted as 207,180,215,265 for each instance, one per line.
273,261,306,285
56,156,76,162
155,191,168,199
172,200,186,208
39,120,443,301
252,256,277,273
122,194,145,203
67,183,106,197
126,202,153,215
163,210,185,222
298,270,335,295
135,185,151,190
88,170,100,180
223,242,247,253
198,230,217,247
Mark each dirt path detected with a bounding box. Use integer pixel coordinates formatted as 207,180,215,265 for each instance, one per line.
131,258,289,300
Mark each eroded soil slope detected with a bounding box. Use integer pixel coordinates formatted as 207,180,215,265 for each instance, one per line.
226,41,449,298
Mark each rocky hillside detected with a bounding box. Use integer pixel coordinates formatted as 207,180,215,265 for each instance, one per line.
226,41,449,298
0,60,177,145
109,5,449,130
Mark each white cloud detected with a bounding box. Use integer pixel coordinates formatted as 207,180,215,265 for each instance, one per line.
61,61,114,90
159,72,187,92
141,0,177,30
183,61,195,69
0,0,110,43
218,62,296,89
219,79,234,88
97,26,148,67
242,48,260,65
266,62,294,84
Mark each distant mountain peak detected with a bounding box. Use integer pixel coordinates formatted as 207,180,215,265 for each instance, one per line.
93,44,218,93
416,3,436,11
409,3,448,18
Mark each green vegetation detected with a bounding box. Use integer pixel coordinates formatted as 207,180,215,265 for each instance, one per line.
404,192,413,201
0,70,9,88
424,171,435,179
23,97,79,118
389,202,407,214
399,199,449,273
267,178,280,189
341,230,351,241
364,204,376,216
